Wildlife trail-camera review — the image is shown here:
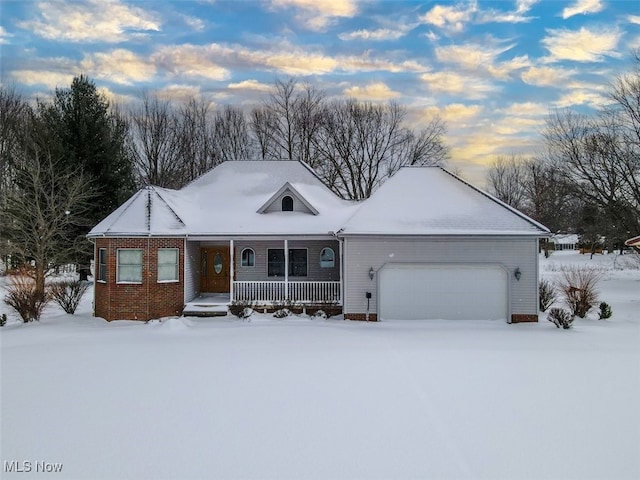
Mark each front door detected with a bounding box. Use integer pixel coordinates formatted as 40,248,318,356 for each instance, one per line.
200,246,230,293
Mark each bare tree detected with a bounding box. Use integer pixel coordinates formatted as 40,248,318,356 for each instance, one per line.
314,99,448,200
175,96,216,186
128,92,181,188
1,108,94,298
485,154,529,210
250,106,276,160
212,105,254,162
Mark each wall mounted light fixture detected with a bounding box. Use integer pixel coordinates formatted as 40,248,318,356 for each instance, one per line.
369,267,375,280
514,267,522,281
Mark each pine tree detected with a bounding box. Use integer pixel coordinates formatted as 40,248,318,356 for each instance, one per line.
39,75,136,275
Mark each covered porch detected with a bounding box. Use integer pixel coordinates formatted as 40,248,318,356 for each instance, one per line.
185,237,343,311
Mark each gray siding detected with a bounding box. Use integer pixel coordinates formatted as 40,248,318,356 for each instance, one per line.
263,190,314,214
343,236,539,318
184,240,200,302
235,239,340,281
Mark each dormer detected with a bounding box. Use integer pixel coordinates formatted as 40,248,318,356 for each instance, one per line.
257,182,319,215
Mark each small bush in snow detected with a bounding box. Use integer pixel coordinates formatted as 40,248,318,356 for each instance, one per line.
539,278,557,312
273,308,291,318
558,266,601,318
229,300,253,318
0,313,6,327
548,308,574,329
3,274,50,322
598,302,612,320
49,279,90,314
312,309,328,319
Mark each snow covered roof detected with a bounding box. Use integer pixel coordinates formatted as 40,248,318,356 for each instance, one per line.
88,161,358,237
339,167,550,236
89,162,549,238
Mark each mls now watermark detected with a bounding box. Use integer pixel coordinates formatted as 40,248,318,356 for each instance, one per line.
4,460,64,473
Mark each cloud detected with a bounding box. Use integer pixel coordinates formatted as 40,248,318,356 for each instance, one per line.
420,103,483,123
521,65,575,86
343,82,401,101
516,0,539,14
499,101,548,117
18,0,161,43
562,0,604,19
10,70,76,89
0,26,12,44
420,2,477,33
339,28,407,41
80,49,156,84
629,15,640,25
151,45,231,80
269,0,358,31
435,41,530,80
227,79,272,93
542,27,622,62
181,14,205,31
420,71,498,100
554,89,609,108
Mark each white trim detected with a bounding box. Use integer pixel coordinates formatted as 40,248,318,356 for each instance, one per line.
284,240,289,298
240,247,256,267
157,247,179,283
116,248,143,284
256,182,319,215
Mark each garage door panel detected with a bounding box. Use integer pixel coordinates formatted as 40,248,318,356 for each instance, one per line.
379,264,507,321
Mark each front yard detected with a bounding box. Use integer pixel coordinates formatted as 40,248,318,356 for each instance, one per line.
1,251,639,479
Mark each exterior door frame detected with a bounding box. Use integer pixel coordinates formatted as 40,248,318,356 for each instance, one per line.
200,245,231,293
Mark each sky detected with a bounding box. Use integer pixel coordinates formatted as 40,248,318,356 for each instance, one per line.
1,0,639,185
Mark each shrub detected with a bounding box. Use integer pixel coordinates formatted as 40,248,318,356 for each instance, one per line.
598,302,612,320
548,307,574,329
539,278,557,312
0,313,6,327
229,300,253,318
273,308,291,318
3,275,50,322
49,279,90,314
312,309,328,319
557,266,601,318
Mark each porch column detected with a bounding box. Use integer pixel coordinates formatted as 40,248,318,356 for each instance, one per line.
284,239,289,300
229,239,234,301
339,238,344,305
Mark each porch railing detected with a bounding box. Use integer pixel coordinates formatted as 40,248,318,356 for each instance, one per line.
233,281,341,304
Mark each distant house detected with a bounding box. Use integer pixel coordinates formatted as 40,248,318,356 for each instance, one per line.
87,161,549,323
550,234,579,251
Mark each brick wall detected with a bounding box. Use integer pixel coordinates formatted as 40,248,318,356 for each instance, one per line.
94,237,184,321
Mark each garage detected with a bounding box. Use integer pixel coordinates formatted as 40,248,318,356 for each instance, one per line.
378,264,508,321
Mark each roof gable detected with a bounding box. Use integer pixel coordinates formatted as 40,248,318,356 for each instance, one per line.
340,166,549,236
257,182,319,215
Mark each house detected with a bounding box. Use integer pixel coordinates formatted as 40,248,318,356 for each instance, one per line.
549,233,579,251
625,235,640,251
87,161,550,323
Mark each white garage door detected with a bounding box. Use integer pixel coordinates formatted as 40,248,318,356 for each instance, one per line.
379,264,507,320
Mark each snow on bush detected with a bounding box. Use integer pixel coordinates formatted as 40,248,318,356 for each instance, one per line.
558,266,601,318
312,309,328,319
273,308,291,318
3,274,50,322
229,300,253,318
598,302,612,320
539,278,557,312
547,307,574,329
49,279,90,314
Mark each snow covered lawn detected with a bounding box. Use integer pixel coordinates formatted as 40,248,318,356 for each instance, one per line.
1,252,639,479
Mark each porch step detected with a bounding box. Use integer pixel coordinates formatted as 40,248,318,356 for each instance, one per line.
182,303,229,317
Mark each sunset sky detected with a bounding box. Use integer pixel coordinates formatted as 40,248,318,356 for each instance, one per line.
1,0,638,184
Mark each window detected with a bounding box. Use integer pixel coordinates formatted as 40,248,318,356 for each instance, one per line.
282,195,293,211
98,248,107,282
267,249,307,277
158,248,179,282
320,247,335,268
117,249,142,283
241,248,255,267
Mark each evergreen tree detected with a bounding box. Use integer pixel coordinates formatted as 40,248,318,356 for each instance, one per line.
39,75,136,274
